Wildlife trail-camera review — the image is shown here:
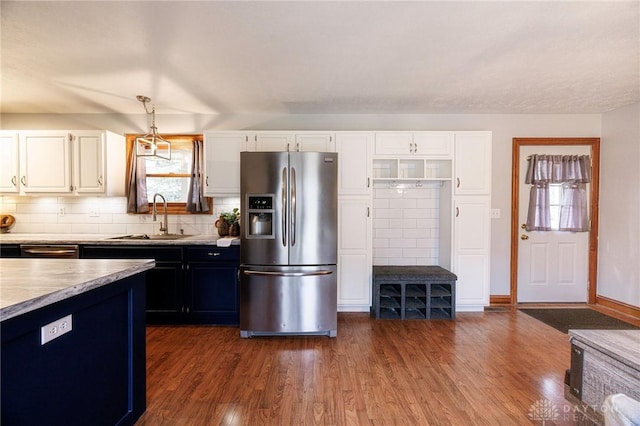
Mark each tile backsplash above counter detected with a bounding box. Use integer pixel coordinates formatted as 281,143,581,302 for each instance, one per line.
0,195,240,236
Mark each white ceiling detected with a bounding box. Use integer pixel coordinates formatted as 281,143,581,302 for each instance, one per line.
1,1,639,115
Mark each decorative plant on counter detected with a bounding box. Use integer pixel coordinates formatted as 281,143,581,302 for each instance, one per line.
215,208,240,237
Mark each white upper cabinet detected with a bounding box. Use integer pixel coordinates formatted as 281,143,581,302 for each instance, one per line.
255,132,335,152
374,132,412,155
0,132,20,193
374,132,454,157
20,132,73,193
454,132,492,195
294,133,335,152
1,130,120,196
255,132,293,152
335,132,371,196
73,132,106,194
413,132,454,157
204,132,256,196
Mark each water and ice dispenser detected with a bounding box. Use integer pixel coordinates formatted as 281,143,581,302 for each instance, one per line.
246,195,274,238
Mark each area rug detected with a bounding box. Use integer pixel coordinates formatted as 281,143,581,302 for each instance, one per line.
519,308,639,334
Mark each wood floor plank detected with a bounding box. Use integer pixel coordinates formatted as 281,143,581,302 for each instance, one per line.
137,311,582,425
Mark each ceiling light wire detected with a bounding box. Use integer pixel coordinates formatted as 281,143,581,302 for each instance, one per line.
135,95,171,160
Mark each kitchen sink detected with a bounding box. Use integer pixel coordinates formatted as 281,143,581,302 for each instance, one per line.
108,234,193,240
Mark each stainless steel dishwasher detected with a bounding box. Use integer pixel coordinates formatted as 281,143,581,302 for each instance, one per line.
20,244,79,258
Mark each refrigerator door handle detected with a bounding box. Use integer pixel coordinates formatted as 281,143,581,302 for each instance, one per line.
243,270,333,277
291,167,296,247
282,167,287,247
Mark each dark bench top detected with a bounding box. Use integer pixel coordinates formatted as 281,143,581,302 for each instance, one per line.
373,265,457,281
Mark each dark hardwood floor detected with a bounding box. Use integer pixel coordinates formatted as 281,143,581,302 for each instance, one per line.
137,310,583,425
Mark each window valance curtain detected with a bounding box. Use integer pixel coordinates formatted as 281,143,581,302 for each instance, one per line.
525,154,591,184
525,154,591,232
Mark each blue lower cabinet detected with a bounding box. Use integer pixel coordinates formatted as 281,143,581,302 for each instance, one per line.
81,245,240,325
186,261,239,325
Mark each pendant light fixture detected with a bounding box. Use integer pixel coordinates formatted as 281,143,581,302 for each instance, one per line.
135,95,171,160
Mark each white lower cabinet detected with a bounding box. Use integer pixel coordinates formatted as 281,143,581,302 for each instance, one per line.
337,197,372,311
452,196,491,310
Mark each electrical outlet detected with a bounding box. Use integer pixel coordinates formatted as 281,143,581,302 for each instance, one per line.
89,208,100,217
491,208,501,219
58,207,66,216
41,314,72,345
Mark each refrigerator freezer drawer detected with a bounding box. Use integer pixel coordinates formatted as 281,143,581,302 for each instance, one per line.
239,265,337,337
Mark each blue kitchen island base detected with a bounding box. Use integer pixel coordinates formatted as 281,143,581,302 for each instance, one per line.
373,265,457,320
1,271,147,425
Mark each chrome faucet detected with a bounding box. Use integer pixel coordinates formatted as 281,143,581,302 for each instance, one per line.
152,193,169,235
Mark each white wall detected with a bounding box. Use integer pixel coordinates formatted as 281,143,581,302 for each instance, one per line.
599,102,640,308
1,112,602,296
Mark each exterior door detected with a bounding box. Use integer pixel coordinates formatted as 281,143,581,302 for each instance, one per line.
517,145,591,303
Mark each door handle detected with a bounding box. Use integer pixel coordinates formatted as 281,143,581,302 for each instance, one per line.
282,167,287,247
521,234,529,240
243,270,333,277
291,167,296,247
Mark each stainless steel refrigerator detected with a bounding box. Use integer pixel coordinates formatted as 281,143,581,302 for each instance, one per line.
239,151,338,338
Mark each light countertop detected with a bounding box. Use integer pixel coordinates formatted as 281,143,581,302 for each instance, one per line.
0,258,155,321
0,233,240,246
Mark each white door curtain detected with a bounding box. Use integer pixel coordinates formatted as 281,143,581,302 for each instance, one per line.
525,154,591,232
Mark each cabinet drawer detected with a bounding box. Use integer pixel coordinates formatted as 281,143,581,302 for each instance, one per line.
82,245,183,261
186,246,240,262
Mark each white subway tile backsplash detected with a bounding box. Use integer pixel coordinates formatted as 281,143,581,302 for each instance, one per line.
374,208,404,219
97,223,128,234
388,257,416,265
395,198,417,209
70,223,98,234
372,184,440,266
374,228,397,239
372,238,389,248
372,218,389,229
405,228,430,238
389,239,416,248
372,198,389,209
0,195,235,235
375,248,403,258
403,208,430,219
